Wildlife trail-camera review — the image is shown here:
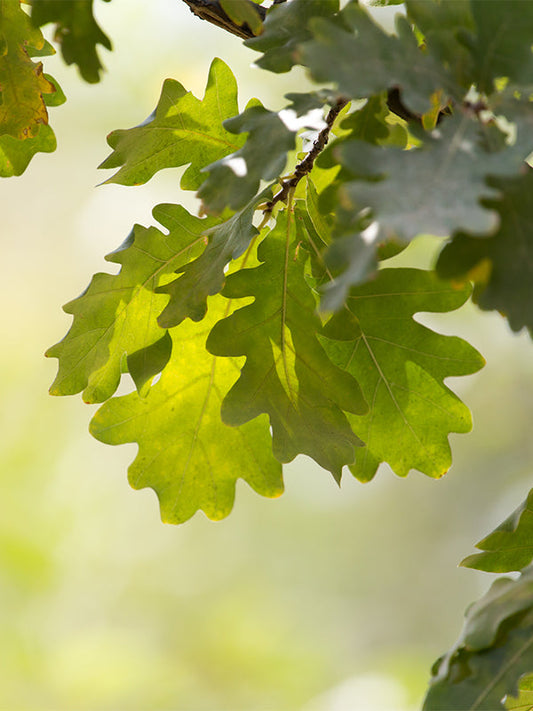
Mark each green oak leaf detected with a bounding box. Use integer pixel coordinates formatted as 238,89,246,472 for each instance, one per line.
423,570,533,711
157,189,270,328
245,0,340,74
30,0,112,84
320,268,484,482
90,294,283,524
506,674,533,710
0,122,55,176
462,488,533,574
301,2,459,116
198,103,297,214
46,204,218,403
0,0,57,139
437,171,533,335
467,0,533,94
206,208,367,481
99,58,243,189
336,112,531,244
406,0,475,90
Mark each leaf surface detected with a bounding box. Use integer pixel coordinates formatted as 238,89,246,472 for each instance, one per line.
0,0,56,139
207,208,367,481
99,58,243,188
424,570,533,710
46,204,217,403
437,171,533,335
321,268,484,482
462,489,533,574
90,294,283,524
301,2,458,115
336,112,531,244
30,0,112,84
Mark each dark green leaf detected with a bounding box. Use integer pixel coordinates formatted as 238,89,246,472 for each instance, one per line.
424,570,533,710
437,171,533,335
336,112,530,243
198,104,296,213
46,204,217,403
206,208,367,481
127,331,172,398
320,268,484,482
157,189,270,328
467,0,533,94
301,2,459,116
30,0,112,84
99,58,243,188
462,488,533,574
90,293,283,524
245,0,340,74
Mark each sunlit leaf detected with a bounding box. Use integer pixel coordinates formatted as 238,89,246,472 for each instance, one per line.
321,268,484,482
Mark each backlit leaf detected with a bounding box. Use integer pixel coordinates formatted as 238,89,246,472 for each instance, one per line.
90,294,283,524
99,58,243,189
46,204,218,403
321,268,485,482
207,208,367,481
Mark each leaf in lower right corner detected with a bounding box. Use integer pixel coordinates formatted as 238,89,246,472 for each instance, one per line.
320,268,485,482
423,569,533,711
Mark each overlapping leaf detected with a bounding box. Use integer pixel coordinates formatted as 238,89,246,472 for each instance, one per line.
424,570,533,710
507,674,533,710
206,209,367,481
301,2,459,116
467,0,533,94
437,171,533,335
46,204,218,403
30,0,112,84
219,0,263,36
198,104,297,214
462,488,533,574
245,0,340,74
320,269,484,482
99,58,243,188
90,294,283,524
157,189,269,328
335,111,531,245
0,0,57,139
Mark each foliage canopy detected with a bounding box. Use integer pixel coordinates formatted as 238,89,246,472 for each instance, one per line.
4,0,533,706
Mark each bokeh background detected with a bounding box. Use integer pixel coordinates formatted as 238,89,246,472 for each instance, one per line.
2,2,533,709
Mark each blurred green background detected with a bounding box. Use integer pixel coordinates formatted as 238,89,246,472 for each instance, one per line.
2,2,533,709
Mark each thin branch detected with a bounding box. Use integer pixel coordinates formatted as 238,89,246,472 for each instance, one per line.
263,97,349,214
179,0,266,39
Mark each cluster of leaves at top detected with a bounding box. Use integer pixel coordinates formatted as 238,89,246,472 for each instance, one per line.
5,0,533,706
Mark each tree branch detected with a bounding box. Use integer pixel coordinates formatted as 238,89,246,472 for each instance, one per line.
179,0,266,39
264,97,349,214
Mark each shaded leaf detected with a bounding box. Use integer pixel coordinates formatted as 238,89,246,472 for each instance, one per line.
46,204,217,403
467,0,533,94
336,112,530,244
301,2,459,116
321,268,484,482
0,0,56,139
30,0,112,84
90,294,283,524
99,58,243,188
437,171,533,335
207,208,367,481
245,0,340,74
219,0,263,36
462,488,533,574
127,331,172,398
198,103,296,214
424,570,533,710
157,189,270,328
